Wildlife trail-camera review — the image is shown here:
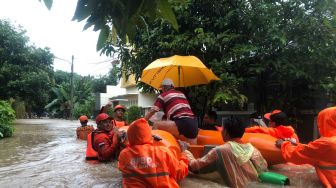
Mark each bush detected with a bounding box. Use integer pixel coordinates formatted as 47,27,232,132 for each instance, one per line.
0,124,14,138
0,100,16,138
126,106,142,123
73,100,95,120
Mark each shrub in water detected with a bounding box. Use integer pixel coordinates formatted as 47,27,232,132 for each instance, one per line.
126,106,142,123
0,100,16,138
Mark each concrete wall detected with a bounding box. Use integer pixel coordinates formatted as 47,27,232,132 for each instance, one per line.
125,86,138,94
138,93,157,108
95,84,126,111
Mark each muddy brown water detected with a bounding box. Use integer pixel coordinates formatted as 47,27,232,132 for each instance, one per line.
0,119,323,187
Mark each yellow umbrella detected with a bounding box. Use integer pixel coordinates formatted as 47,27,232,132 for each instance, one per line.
141,55,220,89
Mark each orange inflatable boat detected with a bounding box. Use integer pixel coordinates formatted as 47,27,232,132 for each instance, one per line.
183,129,285,165
119,127,285,166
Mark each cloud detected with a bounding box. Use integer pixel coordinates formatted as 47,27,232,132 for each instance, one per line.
0,0,113,76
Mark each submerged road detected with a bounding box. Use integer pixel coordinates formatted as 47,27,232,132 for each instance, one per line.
0,119,323,187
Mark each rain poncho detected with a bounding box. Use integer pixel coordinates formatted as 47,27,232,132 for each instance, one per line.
280,107,336,188
184,140,268,188
118,118,188,188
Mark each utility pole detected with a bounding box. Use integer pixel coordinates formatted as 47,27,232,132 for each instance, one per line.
70,55,74,120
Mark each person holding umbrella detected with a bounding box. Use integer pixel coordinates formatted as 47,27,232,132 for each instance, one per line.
144,78,199,144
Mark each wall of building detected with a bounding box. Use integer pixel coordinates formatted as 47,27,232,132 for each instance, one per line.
95,84,126,111
138,93,157,108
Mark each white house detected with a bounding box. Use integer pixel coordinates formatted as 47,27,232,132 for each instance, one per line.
96,74,157,112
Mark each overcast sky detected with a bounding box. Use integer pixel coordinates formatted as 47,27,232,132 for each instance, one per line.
0,0,115,76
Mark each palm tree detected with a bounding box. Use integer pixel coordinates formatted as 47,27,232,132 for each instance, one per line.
45,84,72,119
45,78,96,119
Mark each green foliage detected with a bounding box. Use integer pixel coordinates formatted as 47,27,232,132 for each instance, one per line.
105,108,114,118
0,20,54,117
73,98,95,120
12,99,26,119
92,64,120,93
72,0,182,49
0,100,16,138
109,0,336,114
45,84,71,118
0,124,14,138
46,71,99,119
126,106,142,123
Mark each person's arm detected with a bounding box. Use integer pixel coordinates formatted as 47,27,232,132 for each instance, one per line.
145,96,163,121
245,126,271,134
183,149,218,173
144,109,156,121
278,137,330,165
166,150,189,182
99,101,113,114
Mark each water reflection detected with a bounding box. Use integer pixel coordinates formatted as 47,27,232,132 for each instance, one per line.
0,119,322,187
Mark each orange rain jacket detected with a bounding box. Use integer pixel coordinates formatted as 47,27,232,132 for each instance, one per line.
118,118,189,188
113,119,127,128
92,130,119,162
280,107,336,188
245,125,299,143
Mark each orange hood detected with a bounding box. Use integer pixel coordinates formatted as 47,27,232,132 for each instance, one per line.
317,107,336,137
127,118,153,146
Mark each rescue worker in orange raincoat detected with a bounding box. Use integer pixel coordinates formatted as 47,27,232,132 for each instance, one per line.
276,107,336,188
179,117,268,188
113,104,128,128
91,113,121,162
100,102,128,128
245,110,299,143
118,118,189,188
76,115,94,140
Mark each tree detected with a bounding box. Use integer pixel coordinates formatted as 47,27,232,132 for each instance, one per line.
92,64,120,93
110,0,336,115
46,71,96,119
0,20,54,117
45,84,72,118
44,0,336,116
72,0,181,51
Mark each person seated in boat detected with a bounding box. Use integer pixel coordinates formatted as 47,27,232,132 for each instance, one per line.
179,116,268,188
76,115,94,140
118,118,189,187
201,110,222,131
276,106,336,188
245,110,299,143
249,112,267,127
91,113,125,162
144,78,199,144
100,102,128,128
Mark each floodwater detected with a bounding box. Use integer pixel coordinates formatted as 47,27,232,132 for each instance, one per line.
0,119,323,188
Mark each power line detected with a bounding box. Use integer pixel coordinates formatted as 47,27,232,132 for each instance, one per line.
54,56,72,64
54,55,116,65
87,58,115,65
